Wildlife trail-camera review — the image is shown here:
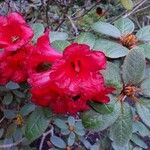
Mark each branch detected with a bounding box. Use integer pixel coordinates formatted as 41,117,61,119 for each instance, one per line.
66,15,79,36
0,116,4,123
45,0,52,28
72,0,102,20
39,126,54,150
123,0,148,18
0,138,24,148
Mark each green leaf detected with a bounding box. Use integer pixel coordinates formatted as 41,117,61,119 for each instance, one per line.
0,128,4,138
112,142,133,150
139,98,150,108
3,138,14,146
3,93,13,105
122,48,145,85
32,23,45,42
136,102,150,128
50,135,66,149
133,147,143,150
100,137,111,150
42,107,52,119
13,128,23,141
141,78,150,97
54,119,68,130
6,123,17,138
74,128,85,136
90,143,101,150
131,134,148,149
102,62,122,90
114,18,135,35
13,90,26,98
74,121,85,136
25,107,50,142
110,103,132,147
82,140,92,149
138,44,150,59
88,101,114,114
136,25,150,42
74,32,96,48
61,129,70,135
68,116,75,126
92,21,121,38
133,121,150,137
68,132,75,146
94,40,128,58
51,40,70,51
6,81,20,90
20,103,36,116
121,0,134,10
3,109,17,119
50,31,68,43
81,96,121,130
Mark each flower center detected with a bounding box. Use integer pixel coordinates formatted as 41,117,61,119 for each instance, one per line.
15,114,23,126
72,95,81,101
71,60,81,73
66,146,71,150
120,34,138,49
11,35,20,43
68,125,75,132
36,62,51,73
118,85,140,102
123,85,137,97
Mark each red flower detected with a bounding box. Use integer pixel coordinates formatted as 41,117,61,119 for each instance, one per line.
0,44,33,84
30,43,113,114
28,31,62,75
0,12,33,51
31,77,89,113
91,86,114,103
50,43,107,97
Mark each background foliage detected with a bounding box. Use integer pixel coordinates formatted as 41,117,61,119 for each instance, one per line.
0,0,150,150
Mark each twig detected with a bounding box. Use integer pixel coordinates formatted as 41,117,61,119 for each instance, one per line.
0,116,4,123
109,10,127,23
54,3,69,31
0,138,24,148
66,15,79,36
72,0,102,20
45,0,51,28
39,126,54,150
134,5,150,14
123,0,148,18
55,19,65,31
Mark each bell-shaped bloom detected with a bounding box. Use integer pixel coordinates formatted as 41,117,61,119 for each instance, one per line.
91,86,115,103
30,43,114,114
50,43,107,96
28,31,62,75
0,12,33,51
30,75,89,114
0,44,33,84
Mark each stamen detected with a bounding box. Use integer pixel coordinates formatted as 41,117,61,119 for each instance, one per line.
71,60,81,73
36,62,51,72
11,35,20,43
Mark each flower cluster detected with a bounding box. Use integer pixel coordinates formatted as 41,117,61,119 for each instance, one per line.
0,12,114,114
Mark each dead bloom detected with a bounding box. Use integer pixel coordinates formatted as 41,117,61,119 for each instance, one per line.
120,34,138,49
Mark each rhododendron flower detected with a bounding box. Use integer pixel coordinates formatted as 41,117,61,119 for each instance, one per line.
31,78,89,113
50,43,107,96
0,44,33,84
0,12,33,51
91,86,114,103
30,43,113,114
28,31,62,75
